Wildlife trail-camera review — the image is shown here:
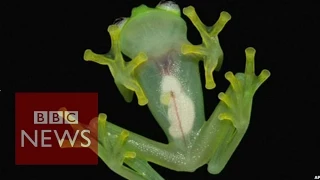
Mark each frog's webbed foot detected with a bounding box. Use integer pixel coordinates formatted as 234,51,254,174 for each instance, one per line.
97,114,136,167
84,24,148,106
97,113,164,180
181,6,231,89
217,47,270,129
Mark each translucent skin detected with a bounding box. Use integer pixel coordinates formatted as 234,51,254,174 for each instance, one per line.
120,9,205,146
64,1,271,180
120,5,187,58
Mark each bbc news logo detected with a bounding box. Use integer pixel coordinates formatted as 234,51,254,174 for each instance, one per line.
34,111,78,124
21,111,91,148
15,93,98,165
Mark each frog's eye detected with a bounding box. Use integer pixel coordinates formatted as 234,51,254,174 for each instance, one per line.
156,0,181,16
113,17,128,30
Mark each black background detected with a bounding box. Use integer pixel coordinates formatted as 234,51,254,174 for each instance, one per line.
2,0,319,179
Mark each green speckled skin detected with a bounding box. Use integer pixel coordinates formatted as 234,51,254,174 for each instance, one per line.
72,1,270,179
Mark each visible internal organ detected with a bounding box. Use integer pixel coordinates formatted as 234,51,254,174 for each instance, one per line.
158,53,174,75
160,75,195,140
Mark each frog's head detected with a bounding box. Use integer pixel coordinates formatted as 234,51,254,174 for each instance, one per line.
131,1,181,17
115,1,188,59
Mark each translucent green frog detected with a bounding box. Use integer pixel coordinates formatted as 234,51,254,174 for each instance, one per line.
81,1,270,179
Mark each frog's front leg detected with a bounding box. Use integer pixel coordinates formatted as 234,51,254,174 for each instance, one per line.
181,6,231,89
84,25,148,106
196,48,270,174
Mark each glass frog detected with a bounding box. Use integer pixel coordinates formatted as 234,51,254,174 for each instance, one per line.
71,1,270,179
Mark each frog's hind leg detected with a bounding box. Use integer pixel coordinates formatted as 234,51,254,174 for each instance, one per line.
205,48,270,174
97,113,165,180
